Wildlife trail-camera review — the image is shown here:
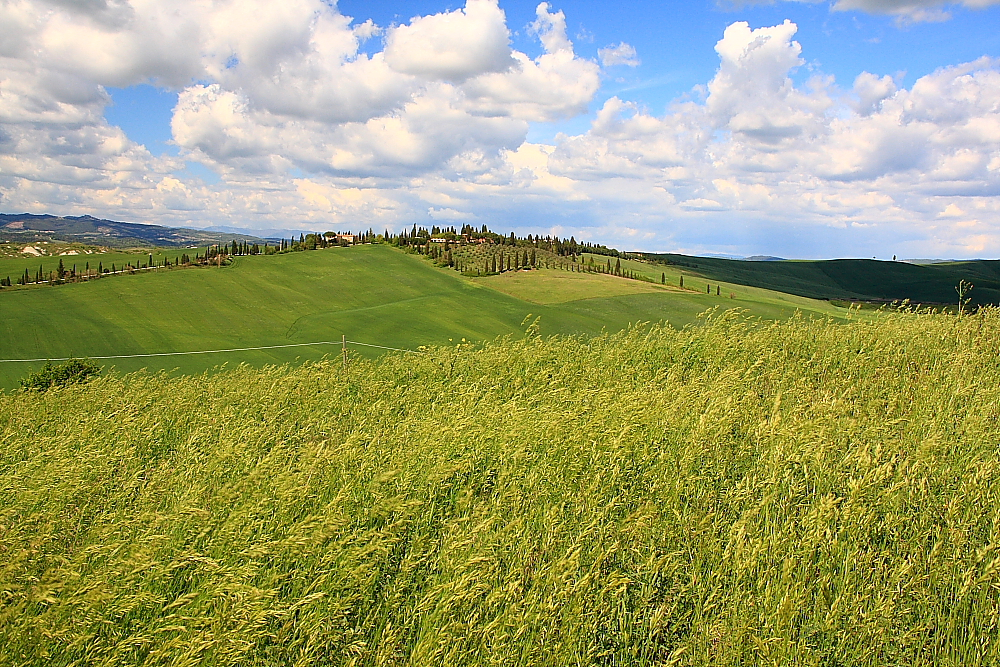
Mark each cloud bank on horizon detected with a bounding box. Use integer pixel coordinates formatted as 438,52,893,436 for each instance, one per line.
0,0,998,258
736,0,1000,23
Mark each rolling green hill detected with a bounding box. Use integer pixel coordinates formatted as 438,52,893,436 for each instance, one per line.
641,252,1000,306
0,244,848,389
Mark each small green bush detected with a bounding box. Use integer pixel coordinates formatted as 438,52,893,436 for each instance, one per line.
19,358,101,391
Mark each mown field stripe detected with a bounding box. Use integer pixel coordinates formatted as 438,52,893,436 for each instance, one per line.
0,338,424,363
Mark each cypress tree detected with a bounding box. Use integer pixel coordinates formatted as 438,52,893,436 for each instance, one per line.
662,272,666,284
57,259,65,279
680,275,684,288
614,258,621,276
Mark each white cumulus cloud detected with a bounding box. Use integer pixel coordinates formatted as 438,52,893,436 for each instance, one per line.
833,0,1000,22
537,21,1000,256
741,0,1000,22
0,0,600,219
383,0,515,82
598,43,640,68
2,4,1000,258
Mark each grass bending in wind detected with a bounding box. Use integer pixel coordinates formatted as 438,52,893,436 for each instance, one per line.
2,309,999,665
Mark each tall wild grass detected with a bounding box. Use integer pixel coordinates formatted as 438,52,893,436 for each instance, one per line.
2,309,999,665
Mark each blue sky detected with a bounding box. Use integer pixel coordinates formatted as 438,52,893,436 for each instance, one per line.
2,0,999,258
340,0,1000,105
105,1,1000,152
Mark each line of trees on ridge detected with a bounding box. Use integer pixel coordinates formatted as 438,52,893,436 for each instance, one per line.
0,230,377,290
1,224,674,290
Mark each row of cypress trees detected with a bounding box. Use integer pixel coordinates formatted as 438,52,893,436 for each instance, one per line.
0,229,381,290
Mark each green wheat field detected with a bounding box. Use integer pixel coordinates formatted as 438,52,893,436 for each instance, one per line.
2,308,998,665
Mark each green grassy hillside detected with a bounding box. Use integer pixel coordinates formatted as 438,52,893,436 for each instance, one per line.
0,245,847,389
642,253,1000,306
0,244,210,284
3,311,998,665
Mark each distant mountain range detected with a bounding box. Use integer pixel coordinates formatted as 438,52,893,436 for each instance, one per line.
0,213,270,247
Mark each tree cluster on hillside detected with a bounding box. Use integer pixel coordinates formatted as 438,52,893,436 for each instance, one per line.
385,224,660,283
385,223,622,259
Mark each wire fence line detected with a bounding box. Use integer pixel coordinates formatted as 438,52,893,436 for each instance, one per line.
0,339,423,364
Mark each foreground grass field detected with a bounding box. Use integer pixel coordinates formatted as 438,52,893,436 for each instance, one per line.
2,310,998,665
0,245,846,389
